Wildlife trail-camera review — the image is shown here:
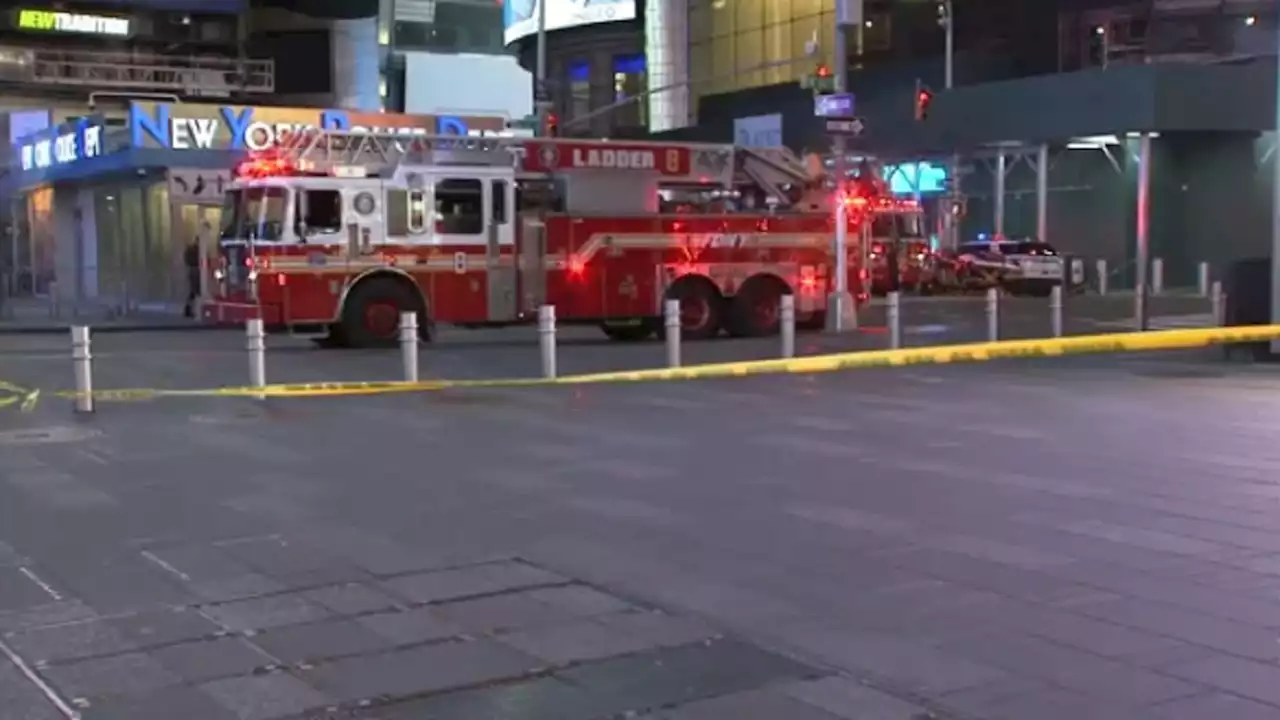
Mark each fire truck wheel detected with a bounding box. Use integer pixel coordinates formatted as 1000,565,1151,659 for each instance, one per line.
340,276,426,348
727,275,788,337
664,276,724,340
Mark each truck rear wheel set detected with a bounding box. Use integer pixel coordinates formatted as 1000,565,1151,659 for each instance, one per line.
601,274,809,342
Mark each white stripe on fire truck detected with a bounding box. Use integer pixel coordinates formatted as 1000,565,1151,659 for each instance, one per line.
572,233,828,263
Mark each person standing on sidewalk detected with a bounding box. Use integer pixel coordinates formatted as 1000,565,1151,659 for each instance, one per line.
183,237,200,318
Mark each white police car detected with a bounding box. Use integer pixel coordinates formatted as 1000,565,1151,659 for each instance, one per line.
955,239,1064,296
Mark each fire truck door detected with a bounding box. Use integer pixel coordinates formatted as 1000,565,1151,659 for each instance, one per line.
517,215,546,314
486,179,517,321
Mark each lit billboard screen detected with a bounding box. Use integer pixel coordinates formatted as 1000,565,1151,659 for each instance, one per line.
504,0,636,45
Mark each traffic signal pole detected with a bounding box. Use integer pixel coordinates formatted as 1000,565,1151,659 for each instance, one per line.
827,0,861,333
940,0,960,249
534,0,550,137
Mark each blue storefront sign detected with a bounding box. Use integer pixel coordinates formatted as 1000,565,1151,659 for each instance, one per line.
127,102,509,151
17,116,105,171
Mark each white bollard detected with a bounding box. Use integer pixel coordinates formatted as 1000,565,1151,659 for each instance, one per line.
1095,259,1108,295
1049,284,1064,338
1210,281,1223,326
664,298,681,367
538,305,557,379
887,291,901,350
1151,257,1164,296
399,311,419,383
70,325,93,414
246,318,266,394
1197,262,1210,297
986,287,1000,342
780,294,795,358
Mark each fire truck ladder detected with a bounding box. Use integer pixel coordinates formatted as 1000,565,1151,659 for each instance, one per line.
733,146,822,207
275,130,525,176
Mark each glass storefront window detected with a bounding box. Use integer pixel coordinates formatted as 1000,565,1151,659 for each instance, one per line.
612,54,647,128
118,186,145,302
568,60,591,122
26,187,53,295
95,189,122,302
145,183,172,302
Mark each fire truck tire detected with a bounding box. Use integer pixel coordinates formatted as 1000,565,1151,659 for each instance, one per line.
663,276,724,340
727,275,788,337
339,275,427,348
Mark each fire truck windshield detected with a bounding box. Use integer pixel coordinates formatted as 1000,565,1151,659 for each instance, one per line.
871,213,923,239
220,187,289,242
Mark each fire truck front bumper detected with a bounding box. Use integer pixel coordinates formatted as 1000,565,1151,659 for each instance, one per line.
201,301,282,326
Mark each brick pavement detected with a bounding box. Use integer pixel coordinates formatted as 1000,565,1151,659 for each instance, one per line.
0,321,1277,718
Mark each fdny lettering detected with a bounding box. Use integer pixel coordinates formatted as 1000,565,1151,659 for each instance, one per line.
572,148,655,170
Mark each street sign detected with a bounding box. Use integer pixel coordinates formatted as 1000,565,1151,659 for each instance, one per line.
814,93,855,118
825,117,865,136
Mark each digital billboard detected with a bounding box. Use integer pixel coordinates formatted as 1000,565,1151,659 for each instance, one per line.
503,0,636,45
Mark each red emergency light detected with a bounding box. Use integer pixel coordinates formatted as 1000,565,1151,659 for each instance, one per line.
235,155,294,179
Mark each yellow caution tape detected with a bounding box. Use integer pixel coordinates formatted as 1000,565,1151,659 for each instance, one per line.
2,325,1277,411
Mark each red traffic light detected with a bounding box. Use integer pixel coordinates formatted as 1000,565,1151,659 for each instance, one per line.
545,112,558,136
816,64,831,78
914,86,934,121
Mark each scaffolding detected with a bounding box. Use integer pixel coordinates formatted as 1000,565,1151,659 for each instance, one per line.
0,46,274,95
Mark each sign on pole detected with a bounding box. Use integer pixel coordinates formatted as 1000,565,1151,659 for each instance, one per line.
825,117,865,137
814,93,855,119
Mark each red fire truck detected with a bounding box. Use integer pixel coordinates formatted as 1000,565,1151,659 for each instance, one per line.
202,130,920,347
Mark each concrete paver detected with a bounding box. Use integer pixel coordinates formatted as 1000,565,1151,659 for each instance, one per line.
0,312,1277,719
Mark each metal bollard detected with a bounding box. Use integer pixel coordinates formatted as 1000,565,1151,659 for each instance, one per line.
1049,284,1064,338
538,305,556,379
399,311,418,382
1095,259,1108,295
48,280,58,319
887,291,901,350
1197,262,1210,297
664,298,681,367
1151,257,1164,296
70,325,93,414
779,294,795,358
985,287,1000,342
246,318,266,395
1210,281,1223,326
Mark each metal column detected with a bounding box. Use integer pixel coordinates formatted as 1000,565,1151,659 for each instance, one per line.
1272,17,1280,351
994,152,1006,237
1135,133,1152,331
1035,144,1049,242
534,0,550,135
942,0,960,249
826,0,860,333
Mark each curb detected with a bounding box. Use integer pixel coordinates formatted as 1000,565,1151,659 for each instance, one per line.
0,322,229,336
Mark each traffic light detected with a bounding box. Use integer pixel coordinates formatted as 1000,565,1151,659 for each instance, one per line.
544,112,558,137
802,63,836,93
914,80,934,121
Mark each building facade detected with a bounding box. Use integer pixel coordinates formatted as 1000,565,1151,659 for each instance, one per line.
660,1,1276,289
506,0,651,137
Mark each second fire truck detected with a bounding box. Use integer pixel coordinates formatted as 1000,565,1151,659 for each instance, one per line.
203,130,921,347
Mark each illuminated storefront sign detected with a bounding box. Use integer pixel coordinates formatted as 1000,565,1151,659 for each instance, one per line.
16,9,131,36
18,118,105,171
883,162,949,194
128,103,508,151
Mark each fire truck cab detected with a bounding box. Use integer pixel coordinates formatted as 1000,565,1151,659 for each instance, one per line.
205,130,917,347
